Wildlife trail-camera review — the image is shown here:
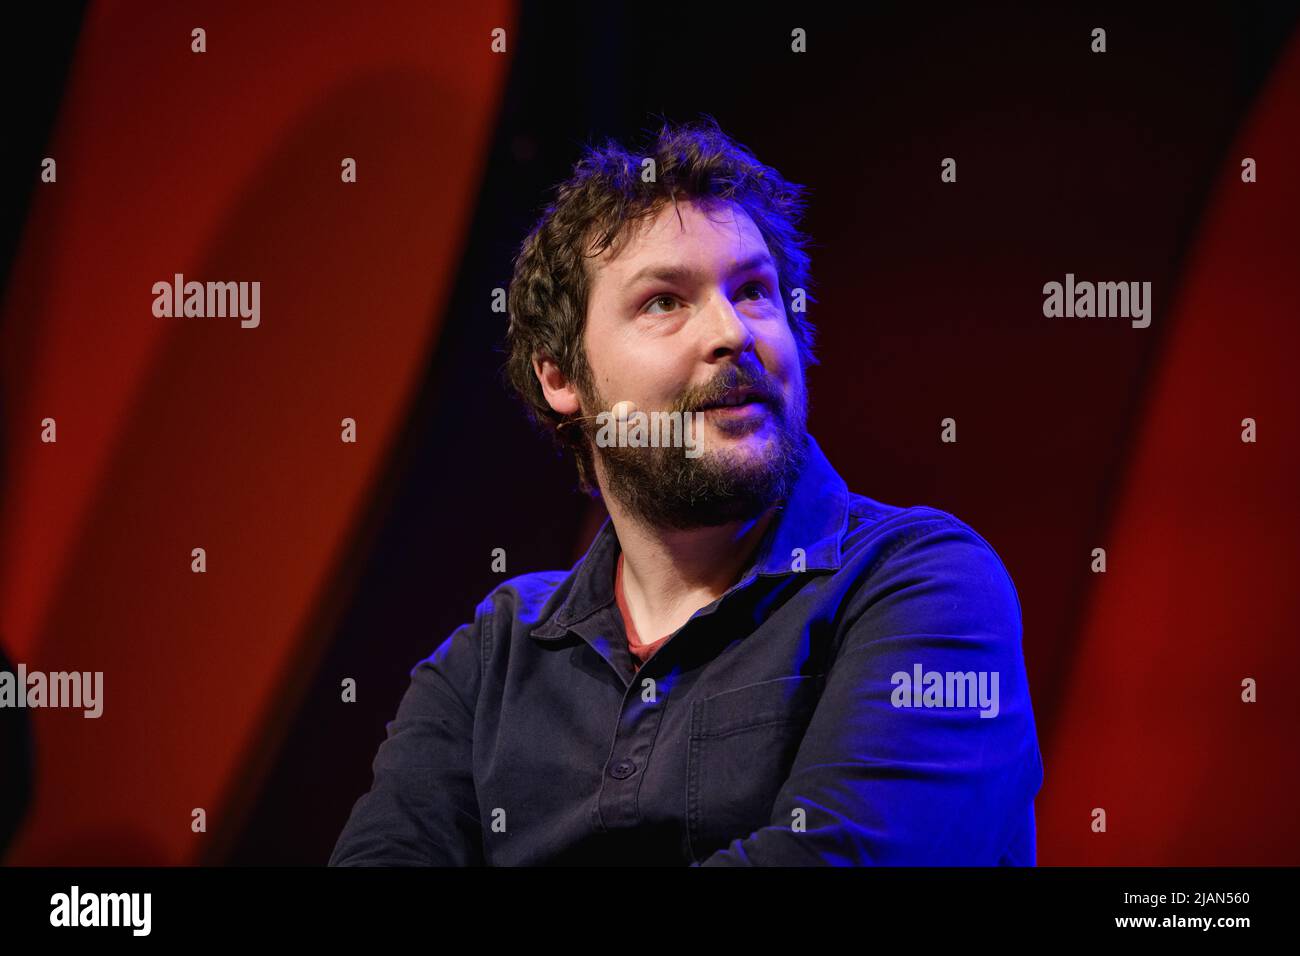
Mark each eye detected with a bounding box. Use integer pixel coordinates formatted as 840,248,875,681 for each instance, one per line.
740,280,770,300
643,294,679,315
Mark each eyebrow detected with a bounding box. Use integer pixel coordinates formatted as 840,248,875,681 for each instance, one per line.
624,253,777,290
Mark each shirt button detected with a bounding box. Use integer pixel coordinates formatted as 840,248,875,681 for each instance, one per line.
610,759,637,779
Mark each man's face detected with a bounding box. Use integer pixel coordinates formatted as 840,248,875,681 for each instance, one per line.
572,197,809,529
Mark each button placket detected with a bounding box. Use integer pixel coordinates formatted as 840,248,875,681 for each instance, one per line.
598,657,671,829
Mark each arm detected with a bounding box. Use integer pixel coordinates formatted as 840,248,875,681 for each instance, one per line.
695,517,1044,866
328,602,487,866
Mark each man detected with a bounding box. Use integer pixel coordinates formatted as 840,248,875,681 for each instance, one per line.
329,116,1043,866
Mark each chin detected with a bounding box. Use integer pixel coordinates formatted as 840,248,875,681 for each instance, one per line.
707,427,776,456
706,447,778,483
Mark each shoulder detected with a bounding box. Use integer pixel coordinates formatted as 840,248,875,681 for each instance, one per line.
455,568,573,635
844,493,1012,567
839,494,1022,622
415,567,573,677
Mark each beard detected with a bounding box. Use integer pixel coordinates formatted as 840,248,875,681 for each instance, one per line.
575,365,809,530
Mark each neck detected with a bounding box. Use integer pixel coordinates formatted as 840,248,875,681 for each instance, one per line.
603,491,778,640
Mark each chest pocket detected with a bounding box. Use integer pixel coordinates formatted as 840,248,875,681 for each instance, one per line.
686,673,827,862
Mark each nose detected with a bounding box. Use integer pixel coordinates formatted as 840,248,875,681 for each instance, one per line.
703,293,757,361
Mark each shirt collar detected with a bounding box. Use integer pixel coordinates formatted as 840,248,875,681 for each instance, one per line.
530,432,850,640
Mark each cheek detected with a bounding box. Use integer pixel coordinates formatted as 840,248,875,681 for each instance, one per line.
768,334,805,404
758,323,800,376
589,344,679,404
583,327,621,393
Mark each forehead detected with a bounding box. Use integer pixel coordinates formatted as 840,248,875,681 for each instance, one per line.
587,198,769,285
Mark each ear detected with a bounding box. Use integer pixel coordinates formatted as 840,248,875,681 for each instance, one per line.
533,353,581,416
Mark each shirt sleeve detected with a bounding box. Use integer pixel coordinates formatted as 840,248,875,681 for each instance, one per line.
694,515,1044,866
327,600,488,866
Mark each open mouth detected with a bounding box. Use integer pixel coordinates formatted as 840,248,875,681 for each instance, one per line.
698,392,771,421
698,389,769,412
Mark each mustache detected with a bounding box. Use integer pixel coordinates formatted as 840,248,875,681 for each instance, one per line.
687,372,780,412
557,371,783,432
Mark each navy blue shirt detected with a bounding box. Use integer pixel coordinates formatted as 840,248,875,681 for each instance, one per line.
329,433,1044,866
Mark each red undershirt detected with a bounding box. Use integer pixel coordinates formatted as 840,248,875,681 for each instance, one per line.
614,552,673,671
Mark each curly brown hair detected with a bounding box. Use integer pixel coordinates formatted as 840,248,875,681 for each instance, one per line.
502,114,819,495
